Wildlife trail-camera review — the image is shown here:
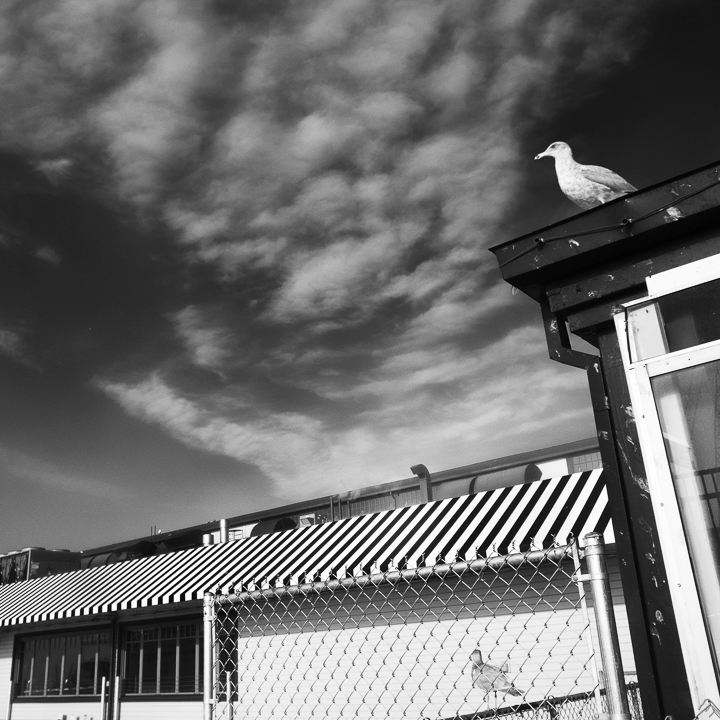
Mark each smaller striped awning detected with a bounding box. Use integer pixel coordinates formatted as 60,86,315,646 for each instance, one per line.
0,470,611,627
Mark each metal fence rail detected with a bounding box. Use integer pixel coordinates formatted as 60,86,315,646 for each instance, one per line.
205,537,635,720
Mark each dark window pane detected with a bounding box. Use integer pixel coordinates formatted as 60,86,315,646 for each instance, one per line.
142,634,158,694
178,635,197,693
159,635,177,693
46,636,64,695
16,639,33,696
63,635,81,695
30,638,47,695
78,634,97,694
97,632,111,691
124,639,141,694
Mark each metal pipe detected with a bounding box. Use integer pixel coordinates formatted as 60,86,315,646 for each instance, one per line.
6,679,12,720
216,545,574,605
584,532,631,720
112,675,120,720
202,533,213,546
203,594,214,720
410,464,433,502
99,675,107,720
226,670,234,720
219,519,228,543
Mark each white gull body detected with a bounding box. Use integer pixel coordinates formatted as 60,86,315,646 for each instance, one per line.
534,141,636,209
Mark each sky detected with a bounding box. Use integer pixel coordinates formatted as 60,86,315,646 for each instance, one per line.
1,0,719,552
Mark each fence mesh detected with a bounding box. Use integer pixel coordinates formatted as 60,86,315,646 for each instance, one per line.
209,542,638,720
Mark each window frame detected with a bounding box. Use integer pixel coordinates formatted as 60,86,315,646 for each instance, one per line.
121,618,203,698
12,626,112,701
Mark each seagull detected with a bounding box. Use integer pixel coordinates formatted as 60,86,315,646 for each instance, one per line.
470,650,523,699
534,141,682,219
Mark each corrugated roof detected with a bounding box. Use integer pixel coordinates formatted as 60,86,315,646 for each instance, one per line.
0,470,611,627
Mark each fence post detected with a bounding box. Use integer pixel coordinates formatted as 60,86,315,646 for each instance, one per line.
584,532,631,720
203,593,215,720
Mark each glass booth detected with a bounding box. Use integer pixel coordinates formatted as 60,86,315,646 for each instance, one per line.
615,253,720,710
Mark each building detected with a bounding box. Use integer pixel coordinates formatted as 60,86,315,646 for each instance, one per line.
0,441,631,720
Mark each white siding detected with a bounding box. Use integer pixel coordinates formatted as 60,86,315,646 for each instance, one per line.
120,700,201,720
0,632,12,720
231,609,595,719
11,700,103,720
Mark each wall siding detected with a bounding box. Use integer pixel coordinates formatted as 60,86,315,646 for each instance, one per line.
11,701,104,720
119,700,201,720
0,633,12,720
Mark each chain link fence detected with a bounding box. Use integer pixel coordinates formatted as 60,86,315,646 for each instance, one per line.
206,539,636,720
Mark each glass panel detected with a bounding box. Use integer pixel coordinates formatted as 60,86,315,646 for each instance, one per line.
178,626,197,693
16,639,33,696
30,637,47,695
63,634,81,694
652,359,720,676
159,626,177,693
97,631,111,691
46,636,64,695
141,630,158,694
628,278,720,362
78,633,97,694
124,636,141,694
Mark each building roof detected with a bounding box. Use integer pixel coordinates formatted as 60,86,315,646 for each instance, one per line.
0,470,610,628
490,160,720,301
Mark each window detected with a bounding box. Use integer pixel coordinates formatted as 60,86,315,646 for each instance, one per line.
122,621,202,695
569,452,603,473
14,629,111,697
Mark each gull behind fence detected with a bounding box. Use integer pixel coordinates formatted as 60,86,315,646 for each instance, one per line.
204,534,638,720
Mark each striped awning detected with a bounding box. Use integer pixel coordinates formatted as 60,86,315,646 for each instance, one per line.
0,470,611,627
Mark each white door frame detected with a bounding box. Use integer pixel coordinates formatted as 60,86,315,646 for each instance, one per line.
614,260,720,711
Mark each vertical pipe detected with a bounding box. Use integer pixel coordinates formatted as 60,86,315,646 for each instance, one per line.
112,675,120,720
219,519,228,543
99,675,107,720
584,533,631,720
6,679,13,720
203,594,214,720
226,670,234,720
203,534,213,546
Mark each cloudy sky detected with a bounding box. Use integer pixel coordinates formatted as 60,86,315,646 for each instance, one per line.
1,0,719,551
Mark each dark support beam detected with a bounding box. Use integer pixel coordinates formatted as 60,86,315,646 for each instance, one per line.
596,328,694,719
542,298,691,719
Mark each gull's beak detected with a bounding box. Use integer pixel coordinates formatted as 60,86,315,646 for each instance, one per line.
534,151,546,160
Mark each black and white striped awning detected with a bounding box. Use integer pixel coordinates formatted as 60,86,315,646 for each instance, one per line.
0,470,611,627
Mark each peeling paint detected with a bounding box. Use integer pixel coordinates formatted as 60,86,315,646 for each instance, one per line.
633,475,650,493
549,318,558,332
655,610,664,623
569,239,580,248
623,405,635,420
592,362,600,373
626,435,635,446
587,289,598,298
650,623,661,644
644,552,655,564
599,430,610,441
607,274,615,281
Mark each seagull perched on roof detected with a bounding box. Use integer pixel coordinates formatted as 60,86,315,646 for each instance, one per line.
470,650,523,698
535,141,682,220
534,141,636,209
